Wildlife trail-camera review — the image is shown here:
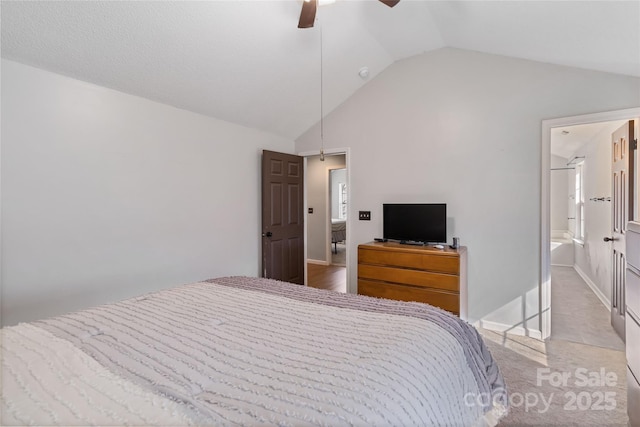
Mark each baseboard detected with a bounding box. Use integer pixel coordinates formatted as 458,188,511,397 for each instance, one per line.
474,320,543,340
551,263,574,267
573,264,611,311
307,259,329,266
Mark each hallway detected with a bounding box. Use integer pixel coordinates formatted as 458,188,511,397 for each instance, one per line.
307,263,346,293
550,265,624,351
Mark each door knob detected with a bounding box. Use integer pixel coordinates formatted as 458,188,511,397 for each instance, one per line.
603,237,616,242
262,231,273,238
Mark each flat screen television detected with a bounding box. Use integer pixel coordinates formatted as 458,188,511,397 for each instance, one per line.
383,203,446,243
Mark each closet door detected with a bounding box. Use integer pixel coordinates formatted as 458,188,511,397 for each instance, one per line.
610,120,635,339
261,150,304,285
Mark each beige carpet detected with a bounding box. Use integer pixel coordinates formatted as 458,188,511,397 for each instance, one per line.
550,266,625,351
481,329,628,426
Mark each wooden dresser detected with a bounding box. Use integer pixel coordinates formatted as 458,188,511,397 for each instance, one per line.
357,242,467,318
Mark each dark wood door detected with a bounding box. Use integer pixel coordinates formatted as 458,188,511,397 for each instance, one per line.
262,150,304,285
611,120,635,340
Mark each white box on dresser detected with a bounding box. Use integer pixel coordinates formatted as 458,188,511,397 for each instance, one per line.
625,221,640,426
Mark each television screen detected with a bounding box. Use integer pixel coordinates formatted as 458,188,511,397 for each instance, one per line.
383,203,446,243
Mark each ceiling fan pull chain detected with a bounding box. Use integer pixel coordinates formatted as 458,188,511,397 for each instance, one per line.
320,25,325,161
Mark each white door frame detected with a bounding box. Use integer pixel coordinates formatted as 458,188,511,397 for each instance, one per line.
540,107,640,339
299,147,351,291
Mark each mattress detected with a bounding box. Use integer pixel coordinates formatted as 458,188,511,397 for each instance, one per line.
1,276,508,426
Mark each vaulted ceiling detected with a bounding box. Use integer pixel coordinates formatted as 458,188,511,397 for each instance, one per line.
2,1,639,140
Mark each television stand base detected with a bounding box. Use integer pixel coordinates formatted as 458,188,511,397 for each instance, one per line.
400,241,425,246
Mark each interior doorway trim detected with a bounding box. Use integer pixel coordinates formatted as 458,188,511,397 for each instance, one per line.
540,107,640,340
299,147,351,291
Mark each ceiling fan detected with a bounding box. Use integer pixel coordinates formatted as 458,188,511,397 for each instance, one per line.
298,0,400,28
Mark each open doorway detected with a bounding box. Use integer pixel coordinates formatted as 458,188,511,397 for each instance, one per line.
548,120,626,350
304,152,348,293
541,107,640,340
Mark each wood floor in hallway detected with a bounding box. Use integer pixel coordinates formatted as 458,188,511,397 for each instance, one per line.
307,263,346,293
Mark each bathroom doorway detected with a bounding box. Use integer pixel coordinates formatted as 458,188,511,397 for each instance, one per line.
548,120,626,349
542,108,640,342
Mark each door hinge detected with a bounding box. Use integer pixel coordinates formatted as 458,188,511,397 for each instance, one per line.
634,139,638,150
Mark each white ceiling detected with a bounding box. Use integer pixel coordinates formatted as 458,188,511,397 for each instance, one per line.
2,1,639,140
551,120,627,160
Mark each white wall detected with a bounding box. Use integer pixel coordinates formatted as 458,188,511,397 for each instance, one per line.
295,48,640,334
1,59,294,326
570,124,617,303
550,154,570,233
306,154,346,262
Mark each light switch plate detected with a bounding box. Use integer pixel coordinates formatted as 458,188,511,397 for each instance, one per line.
359,211,371,221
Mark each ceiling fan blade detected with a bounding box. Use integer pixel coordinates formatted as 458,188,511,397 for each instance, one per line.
298,0,317,29
379,0,400,7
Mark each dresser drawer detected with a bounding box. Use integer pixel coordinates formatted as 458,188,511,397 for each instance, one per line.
358,248,459,275
358,279,459,314
358,264,459,292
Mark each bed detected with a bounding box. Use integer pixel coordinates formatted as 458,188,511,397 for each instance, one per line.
1,276,508,426
332,219,346,253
